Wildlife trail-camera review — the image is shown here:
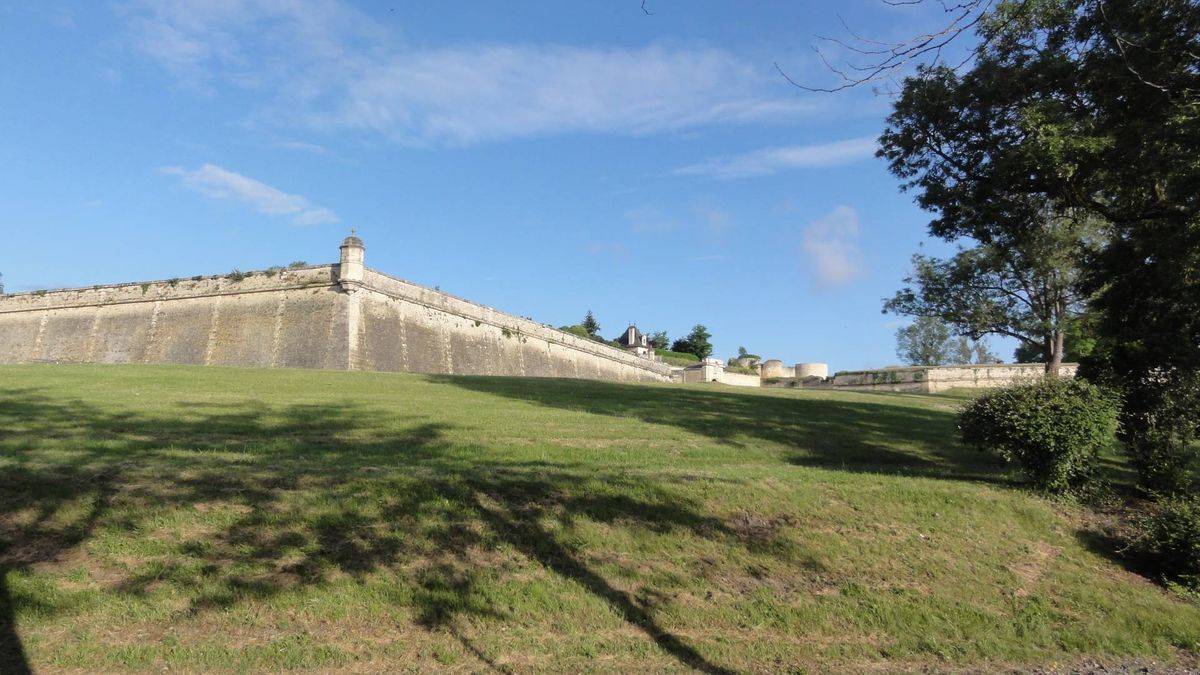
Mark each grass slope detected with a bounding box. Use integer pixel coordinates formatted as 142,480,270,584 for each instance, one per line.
0,364,1196,673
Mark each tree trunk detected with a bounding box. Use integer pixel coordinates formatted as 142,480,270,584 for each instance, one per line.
1042,335,1055,375
1047,329,1065,378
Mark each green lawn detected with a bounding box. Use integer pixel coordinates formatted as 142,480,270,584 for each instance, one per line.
0,364,1196,673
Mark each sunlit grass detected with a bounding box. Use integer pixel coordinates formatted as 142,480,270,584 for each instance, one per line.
1,363,1196,672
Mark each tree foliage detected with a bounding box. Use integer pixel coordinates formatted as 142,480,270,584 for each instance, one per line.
1013,312,1097,364
731,346,762,365
896,316,952,366
581,311,601,337
877,0,1200,492
880,78,1103,375
671,325,713,360
952,336,1000,366
895,316,998,366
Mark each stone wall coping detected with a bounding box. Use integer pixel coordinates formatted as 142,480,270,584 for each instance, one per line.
0,266,336,315
834,363,1079,376
0,265,329,300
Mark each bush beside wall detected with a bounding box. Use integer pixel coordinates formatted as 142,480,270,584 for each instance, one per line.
958,379,1119,493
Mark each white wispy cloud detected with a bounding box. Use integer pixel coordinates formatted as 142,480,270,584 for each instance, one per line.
625,206,678,234
122,0,815,145
586,241,630,259
676,136,877,179
801,205,864,289
161,164,339,226
122,0,375,94
323,45,810,145
274,140,329,154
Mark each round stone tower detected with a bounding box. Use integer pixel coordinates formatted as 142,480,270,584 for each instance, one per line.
760,359,788,379
338,231,365,289
796,363,829,379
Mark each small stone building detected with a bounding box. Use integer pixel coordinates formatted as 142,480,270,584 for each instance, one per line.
616,325,654,358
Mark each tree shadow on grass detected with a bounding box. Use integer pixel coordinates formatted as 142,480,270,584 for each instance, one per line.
0,387,760,673
429,376,1013,485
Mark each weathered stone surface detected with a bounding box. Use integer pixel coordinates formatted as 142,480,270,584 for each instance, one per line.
759,359,795,379
831,363,1079,393
680,361,760,387
0,239,671,383
795,363,829,379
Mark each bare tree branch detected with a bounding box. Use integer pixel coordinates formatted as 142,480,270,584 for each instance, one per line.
780,0,996,92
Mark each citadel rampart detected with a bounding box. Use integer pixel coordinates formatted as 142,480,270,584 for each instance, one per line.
0,236,671,383
831,363,1079,393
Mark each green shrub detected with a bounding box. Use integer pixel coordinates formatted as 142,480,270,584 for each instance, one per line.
1136,497,1200,589
1124,375,1200,496
558,324,610,343
958,379,1119,493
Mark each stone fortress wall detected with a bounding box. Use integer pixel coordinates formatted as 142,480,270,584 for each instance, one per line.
0,266,349,370
0,236,672,383
352,268,669,381
758,359,794,380
831,363,1079,393
0,233,1074,391
689,356,1068,393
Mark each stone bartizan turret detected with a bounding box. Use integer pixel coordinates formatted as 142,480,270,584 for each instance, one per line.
338,230,365,291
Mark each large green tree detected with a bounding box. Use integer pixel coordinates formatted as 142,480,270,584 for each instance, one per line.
671,325,713,360
895,316,951,366
1013,312,1097,364
876,0,1200,492
882,209,1098,376
895,316,998,366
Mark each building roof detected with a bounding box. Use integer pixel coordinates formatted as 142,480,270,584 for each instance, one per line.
341,231,364,248
616,325,646,347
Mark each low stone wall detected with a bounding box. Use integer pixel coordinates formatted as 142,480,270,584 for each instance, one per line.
714,371,761,387
831,363,1078,393
680,362,721,384
680,362,762,387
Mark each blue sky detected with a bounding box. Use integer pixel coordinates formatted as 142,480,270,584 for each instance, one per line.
0,0,1004,370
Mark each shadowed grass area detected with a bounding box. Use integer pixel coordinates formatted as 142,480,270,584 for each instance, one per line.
0,364,1197,672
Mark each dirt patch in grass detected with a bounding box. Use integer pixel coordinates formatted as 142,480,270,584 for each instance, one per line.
727,511,797,548
1008,540,1061,597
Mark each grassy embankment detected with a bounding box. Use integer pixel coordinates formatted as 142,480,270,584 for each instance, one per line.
655,350,701,368
1,364,1197,672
